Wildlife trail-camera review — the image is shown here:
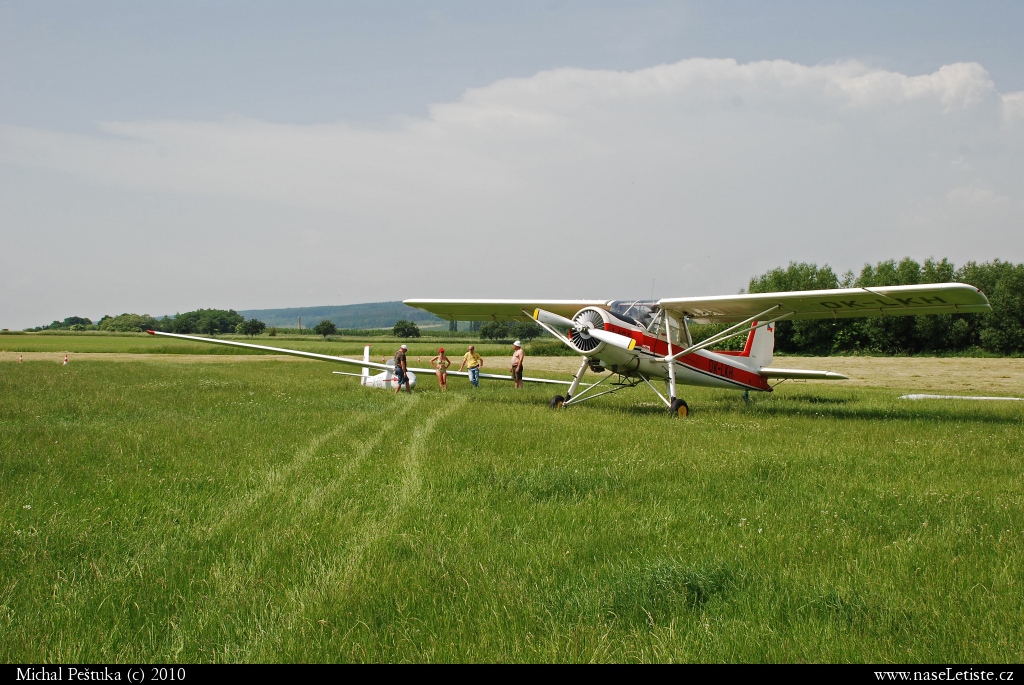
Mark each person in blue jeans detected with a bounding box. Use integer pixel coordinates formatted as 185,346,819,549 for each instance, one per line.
393,344,411,393
459,345,484,387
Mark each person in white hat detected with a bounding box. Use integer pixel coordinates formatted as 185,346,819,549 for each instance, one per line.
393,344,411,393
510,340,525,389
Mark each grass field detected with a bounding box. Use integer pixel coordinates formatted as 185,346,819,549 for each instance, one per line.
1,345,1022,662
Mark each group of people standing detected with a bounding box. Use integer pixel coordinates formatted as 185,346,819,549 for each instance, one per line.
390,341,526,393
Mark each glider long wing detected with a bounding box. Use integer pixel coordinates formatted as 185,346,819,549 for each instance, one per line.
146,330,578,386
403,299,611,322
659,283,990,324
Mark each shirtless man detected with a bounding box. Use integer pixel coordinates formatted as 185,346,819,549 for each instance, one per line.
393,344,411,393
510,340,525,389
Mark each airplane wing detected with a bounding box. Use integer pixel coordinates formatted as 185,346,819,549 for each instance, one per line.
403,299,611,322
147,330,582,386
659,283,990,324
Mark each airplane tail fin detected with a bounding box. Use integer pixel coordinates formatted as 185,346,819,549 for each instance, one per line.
361,345,371,385
747,322,774,367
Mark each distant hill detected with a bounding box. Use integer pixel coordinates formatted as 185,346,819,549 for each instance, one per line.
238,301,443,329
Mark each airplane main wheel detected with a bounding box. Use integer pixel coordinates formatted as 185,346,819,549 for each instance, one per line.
670,398,689,418
549,395,565,410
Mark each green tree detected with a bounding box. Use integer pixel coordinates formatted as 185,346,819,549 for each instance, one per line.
508,321,543,342
976,262,1024,353
479,321,509,340
313,319,337,339
744,257,1020,355
170,309,244,335
748,262,841,354
956,260,1024,354
98,313,160,332
236,318,267,338
854,258,925,354
40,316,92,330
57,316,93,329
392,320,421,338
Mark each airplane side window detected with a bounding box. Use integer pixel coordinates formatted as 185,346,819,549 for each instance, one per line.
663,314,687,346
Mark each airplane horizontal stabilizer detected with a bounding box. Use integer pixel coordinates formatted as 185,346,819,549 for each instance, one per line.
758,368,849,380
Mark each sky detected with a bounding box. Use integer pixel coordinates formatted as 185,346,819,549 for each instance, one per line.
2,1,1023,329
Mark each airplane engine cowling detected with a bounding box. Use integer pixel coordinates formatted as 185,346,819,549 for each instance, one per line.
568,308,608,353
566,307,638,359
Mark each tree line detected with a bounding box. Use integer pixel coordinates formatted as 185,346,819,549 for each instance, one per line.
30,309,268,337
741,258,1023,355
25,257,1023,354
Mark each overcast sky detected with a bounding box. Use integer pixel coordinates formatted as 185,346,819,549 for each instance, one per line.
2,1,1023,329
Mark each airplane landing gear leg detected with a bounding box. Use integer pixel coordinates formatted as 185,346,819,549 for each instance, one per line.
667,357,684,417
564,356,589,402
743,390,750,403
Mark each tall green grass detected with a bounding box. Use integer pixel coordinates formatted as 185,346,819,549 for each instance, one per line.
1,360,1021,662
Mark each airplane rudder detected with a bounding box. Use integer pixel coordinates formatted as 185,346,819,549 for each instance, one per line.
751,322,775,366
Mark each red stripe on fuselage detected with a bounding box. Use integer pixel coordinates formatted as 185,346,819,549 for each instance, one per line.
604,322,771,391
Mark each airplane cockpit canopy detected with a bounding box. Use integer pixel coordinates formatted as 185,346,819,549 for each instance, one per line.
608,300,659,330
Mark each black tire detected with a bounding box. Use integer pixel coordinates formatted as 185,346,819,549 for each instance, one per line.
669,398,689,418
549,395,565,410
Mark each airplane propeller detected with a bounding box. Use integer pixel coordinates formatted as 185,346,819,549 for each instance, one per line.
532,308,576,329
533,308,636,352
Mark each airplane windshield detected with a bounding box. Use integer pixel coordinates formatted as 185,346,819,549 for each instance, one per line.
609,300,658,330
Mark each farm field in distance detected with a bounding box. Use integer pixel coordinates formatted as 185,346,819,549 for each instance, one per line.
1,337,1022,662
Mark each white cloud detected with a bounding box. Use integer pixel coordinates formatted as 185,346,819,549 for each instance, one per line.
1003,91,1024,123
1,58,1022,328
946,181,1009,206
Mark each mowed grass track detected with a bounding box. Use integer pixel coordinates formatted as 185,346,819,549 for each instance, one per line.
1,359,1022,662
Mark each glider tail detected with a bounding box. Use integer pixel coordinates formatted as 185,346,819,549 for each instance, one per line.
747,321,775,368
361,345,371,386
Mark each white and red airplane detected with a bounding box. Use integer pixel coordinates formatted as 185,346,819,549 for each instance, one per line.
404,282,991,417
